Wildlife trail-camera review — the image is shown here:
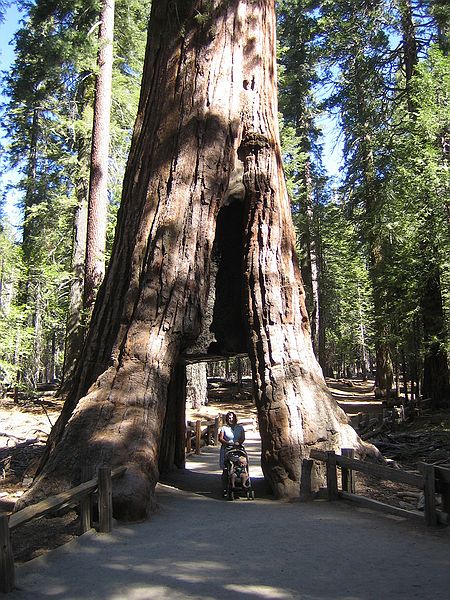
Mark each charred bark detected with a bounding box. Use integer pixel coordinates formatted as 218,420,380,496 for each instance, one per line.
20,0,369,519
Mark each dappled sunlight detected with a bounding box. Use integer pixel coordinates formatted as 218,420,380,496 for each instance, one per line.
11,482,450,599
225,584,294,598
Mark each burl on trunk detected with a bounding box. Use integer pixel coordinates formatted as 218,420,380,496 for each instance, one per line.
19,0,367,520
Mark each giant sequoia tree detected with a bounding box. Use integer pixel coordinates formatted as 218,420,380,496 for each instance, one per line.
19,0,366,520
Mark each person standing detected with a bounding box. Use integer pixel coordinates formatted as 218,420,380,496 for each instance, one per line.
219,411,245,495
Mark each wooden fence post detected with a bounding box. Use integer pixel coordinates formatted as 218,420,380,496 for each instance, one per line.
422,463,437,527
0,513,15,593
326,451,339,501
341,448,355,493
186,427,192,453
237,357,242,391
214,416,220,445
79,466,93,534
439,475,450,516
195,420,201,455
300,458,314,501
98,467,113,533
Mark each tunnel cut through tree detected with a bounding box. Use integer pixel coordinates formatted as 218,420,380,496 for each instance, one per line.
18,0,370,520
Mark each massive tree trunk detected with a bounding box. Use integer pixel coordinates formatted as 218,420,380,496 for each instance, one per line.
19,0,366,520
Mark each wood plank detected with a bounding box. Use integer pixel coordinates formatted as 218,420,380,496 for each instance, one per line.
9,480,98,530
195,420,201,455
341,448,355,493
336,456,423,488
309,449,327,461
186,428,192,454
98,467,112,533
300,458,314,501
422,463,437,527
339,491,424,521
326,451,339,500
341,492,448,525
9,466,126,531
214,416,220,445
435,465,450,484
310,449,423,488
0,514,15,593
440,482,450,514
79,495,92,534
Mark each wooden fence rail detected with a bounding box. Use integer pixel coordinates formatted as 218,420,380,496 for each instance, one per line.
304,449,449,527
0,465,126,593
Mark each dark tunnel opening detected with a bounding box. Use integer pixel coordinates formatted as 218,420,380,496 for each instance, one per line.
209,199,248,355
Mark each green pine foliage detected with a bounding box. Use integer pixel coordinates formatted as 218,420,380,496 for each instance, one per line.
318,198,374,376
277,0,450,395
0,0,150,387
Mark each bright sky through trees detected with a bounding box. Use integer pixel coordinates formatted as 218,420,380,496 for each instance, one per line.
0,4,22,232
0,3,343,235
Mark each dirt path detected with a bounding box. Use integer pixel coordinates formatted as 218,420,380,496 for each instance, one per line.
2,378,449,564
7,440,450,600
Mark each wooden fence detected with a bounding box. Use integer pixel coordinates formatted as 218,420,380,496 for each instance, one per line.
302,449,449,527
184,415,256,455
351,396,433,436
185,417,221,455
0,465,126,593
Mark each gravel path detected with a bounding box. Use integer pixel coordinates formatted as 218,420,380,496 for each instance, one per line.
8,432,450,600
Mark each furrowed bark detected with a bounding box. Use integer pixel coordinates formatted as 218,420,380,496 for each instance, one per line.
19,0,369,519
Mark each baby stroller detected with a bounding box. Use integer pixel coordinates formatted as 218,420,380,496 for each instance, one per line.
223,444,255,500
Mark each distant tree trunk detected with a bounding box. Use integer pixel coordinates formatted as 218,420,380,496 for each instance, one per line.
63,69,95,381
357,284,368,381
63,176,88,382
20,0,368,520
397,0,418,113
83,0,114,313
186,363,208,410
22,107,40,263
32,281,42,385
301,157,320,358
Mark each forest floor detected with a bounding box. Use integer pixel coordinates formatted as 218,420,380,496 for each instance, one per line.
1,377,449,564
